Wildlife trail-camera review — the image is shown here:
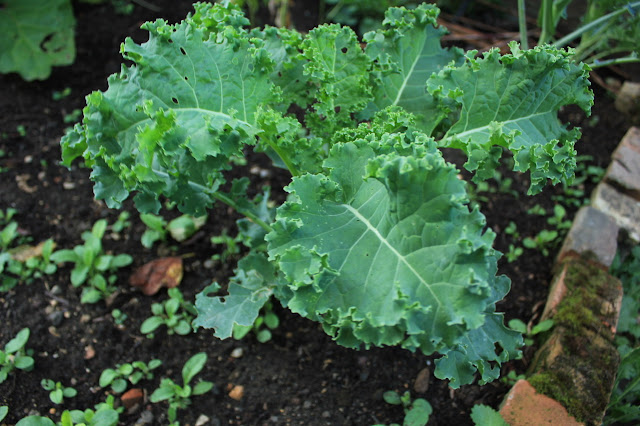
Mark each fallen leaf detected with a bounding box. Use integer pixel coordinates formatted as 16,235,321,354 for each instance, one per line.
129,257,183,295
10,240,56,262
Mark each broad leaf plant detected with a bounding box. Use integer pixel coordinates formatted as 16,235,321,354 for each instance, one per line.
61,2,593,388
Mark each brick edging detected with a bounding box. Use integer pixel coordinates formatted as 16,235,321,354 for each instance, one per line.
499,126,640,425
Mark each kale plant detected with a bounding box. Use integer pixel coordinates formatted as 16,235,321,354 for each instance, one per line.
61,2,593,387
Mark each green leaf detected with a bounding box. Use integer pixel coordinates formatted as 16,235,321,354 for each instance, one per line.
81,288,103,304
182,352,207,385
301,23,372,137
71,265,89,287
431,43,593,193
267,134,520,386
140,316,164,334
194,252,277,338
50,249,78,264
405,398,432,426
90,408,119,426
150,382,176,402
0,0,75,81
99,369,118,387
14,355,34,370
470,404,508,426
50,388,64,404
63,4,278,216
362,3,465,134
112,378,127,393
15,416,56,426
192,380,214,395
383,390,402,405
5,328,29,353
0,406,8,422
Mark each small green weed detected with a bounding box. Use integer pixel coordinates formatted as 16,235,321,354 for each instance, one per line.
50,219,132,303
140,288,196,336
150,353,213,425
374,390,432,426
99,359,162,393
41,379,77,404
0,328,34,384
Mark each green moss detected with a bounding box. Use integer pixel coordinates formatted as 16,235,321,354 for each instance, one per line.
553,258,616,337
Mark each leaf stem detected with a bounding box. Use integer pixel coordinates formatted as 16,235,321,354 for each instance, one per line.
260,135,300,177
212,191,273,232
518,0,529,50
553,2,640,49
152,169,273,233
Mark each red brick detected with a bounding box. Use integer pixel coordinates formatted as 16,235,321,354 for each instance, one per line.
500,380,583,426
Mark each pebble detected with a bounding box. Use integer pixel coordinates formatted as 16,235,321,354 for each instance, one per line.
231,347,244,358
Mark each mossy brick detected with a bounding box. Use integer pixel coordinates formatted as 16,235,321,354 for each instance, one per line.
592,182,640,241
557,206,618,269
529,257,622,425
605,126,640,199
500,379,583,426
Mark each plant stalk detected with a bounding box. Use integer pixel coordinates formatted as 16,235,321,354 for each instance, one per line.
518,0,529,49
553,1,640,48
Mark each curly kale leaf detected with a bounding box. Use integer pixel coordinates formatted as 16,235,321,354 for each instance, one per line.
431,42,593,193
61,4,278,216
266,133,521,386
362,3,465,134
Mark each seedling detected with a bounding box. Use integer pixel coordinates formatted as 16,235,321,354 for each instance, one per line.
41,379,77,404
50,219,133,303
140,288,196,336
0,405,7,422
470,404,508,426
376,390,432,426
523,229,559,257
111,308,128,326
99,359,162,393
150,353,213,424
110,211,131,234
140,213,168,248
0,328,34,384
508,318,554,347
210,230,243,262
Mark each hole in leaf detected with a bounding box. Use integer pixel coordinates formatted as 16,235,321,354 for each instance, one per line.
39,33,55,52
341,47,347,53
168,38,173,44
184,76,189,81
180,47,186,55
172,97,179,104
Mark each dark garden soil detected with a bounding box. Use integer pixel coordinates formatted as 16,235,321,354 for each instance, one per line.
0,1,634,425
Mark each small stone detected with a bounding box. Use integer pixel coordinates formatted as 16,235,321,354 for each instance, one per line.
615,81,640,123
195,414,210,426
229,385,244,400
413,367,430,393
47,311,63,326
122,388,144,410
303,400,312,409
230,347,244,358
84,345,96,360
606,127,640,198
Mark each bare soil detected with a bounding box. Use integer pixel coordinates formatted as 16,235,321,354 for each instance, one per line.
0,1,631,425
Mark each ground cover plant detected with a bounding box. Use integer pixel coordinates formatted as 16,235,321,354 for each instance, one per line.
61,0,593,388
0,0,630,424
